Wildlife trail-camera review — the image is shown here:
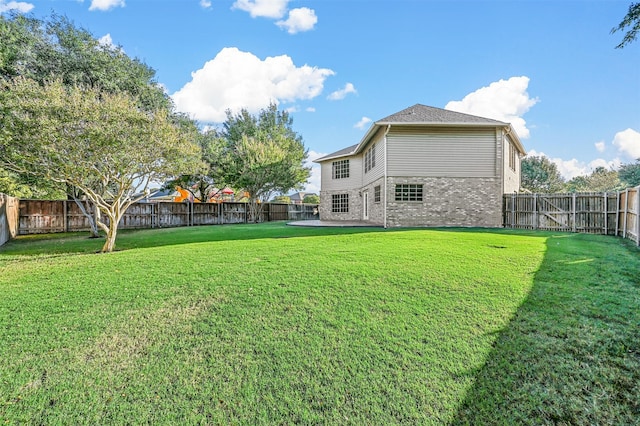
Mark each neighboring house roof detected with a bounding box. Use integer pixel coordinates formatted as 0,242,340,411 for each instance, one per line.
289,192,317,201
314,104,525,163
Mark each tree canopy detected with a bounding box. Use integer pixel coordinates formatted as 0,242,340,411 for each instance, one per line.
521,155,566,193
612,2,640,48
565,167,622,193
303,194,320,204
214,104,311,221
0,12,174,199
619,159,640,187
0,78,203,252
0,13,169,110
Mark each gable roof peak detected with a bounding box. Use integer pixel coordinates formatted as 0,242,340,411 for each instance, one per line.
377,104,507,125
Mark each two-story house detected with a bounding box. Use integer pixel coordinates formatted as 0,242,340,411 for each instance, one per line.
314,104,525,227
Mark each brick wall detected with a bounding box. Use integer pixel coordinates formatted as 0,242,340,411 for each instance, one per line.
386,177,502,227
318,188,363,221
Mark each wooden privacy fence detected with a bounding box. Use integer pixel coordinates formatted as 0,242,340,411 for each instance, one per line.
0,194,19,247
16,201,319,235
503,186,640,246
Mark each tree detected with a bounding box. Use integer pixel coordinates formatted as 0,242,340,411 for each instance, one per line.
0,78,203,252
0,13,172,198
521,155,566,193
0,13,170,110
215,104,311,221
565,167,622,192
619,159,640,187
612,2,640,48
302,194,320,204
163,124,225,202
272,195,291,204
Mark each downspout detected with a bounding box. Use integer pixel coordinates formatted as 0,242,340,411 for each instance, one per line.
383,124,391,228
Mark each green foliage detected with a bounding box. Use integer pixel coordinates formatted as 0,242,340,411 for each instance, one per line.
618,159,640,187
302,194,320,204
0,12,174,198
0,13,170,111
1,224,638,424
0,78,203,252
162,118,223,202
521,155,566,193
611,2,640,48
272,195,291,204
565,166,623,192
215,103,311,220
0,168,65,199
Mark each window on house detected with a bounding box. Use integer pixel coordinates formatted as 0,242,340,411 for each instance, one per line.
364,143,376,173
508,143,516,172
374,185,381,203
332,160,350,179
395,184,423,201
331,194,349,212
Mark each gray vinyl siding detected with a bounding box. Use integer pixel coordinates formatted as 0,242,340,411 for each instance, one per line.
320,155,363,191
362,130,385,186
386,127,497,178
503,133,520,193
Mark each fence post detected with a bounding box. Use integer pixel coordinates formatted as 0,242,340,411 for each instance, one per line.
623,188,629,239
603,192,607,236
533,193,538,230
63,200,68,233
511,193,515,228
636,186,640,246
616,191,620,237
571,193,576,232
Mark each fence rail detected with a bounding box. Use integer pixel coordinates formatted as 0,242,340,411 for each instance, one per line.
14,200,318,236
503,187,640,246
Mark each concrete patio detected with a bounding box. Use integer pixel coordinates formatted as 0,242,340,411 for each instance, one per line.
287,220,382,227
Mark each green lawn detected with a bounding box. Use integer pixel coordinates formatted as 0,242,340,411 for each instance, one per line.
0,223,638,424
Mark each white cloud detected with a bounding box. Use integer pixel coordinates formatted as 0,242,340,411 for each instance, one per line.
172,47,335,123
232,0,288,18
595,141,606,153
276,7,317,34
200,0,211,8
612,128,640,159
327,82,356,101
527,149,621,180
97,33,116,48
304,150,327,193
445,76,538,139
89,0,124,11
306,107,316,112
0,1,34,13
354,117,372,130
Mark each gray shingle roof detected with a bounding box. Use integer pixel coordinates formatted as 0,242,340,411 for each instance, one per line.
377,104,506,125
314,143,358,162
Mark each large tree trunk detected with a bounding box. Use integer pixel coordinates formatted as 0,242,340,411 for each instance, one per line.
100,218,119,253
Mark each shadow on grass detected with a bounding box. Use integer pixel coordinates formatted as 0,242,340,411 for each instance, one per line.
451,233,640,425
1,223,561,259
0,222,390,258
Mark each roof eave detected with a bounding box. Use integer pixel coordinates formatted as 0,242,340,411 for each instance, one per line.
313,150,357,163
375,120,508,127
505,125,527,155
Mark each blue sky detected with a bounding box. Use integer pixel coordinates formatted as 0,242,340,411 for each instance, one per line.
2,0,639,193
